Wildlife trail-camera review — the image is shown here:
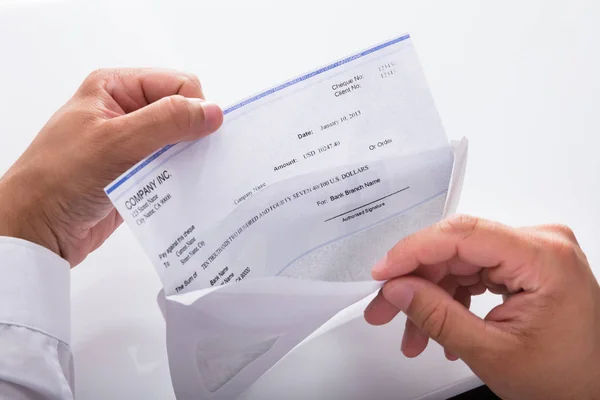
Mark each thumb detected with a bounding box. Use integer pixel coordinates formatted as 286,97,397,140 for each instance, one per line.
382,276,498,363
108,95,223,162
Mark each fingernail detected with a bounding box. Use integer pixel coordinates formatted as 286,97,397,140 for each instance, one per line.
191,99,223,132
445,350,459,361
389,281,414,313
372,254,388,279
401,331,408,353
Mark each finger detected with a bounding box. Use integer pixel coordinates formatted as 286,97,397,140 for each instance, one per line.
467,281,487,296
366,278,458,357
372,215,544,293
402,275,456,357
445,286,472,361
107,96,223,163
455,273,480,287
411,263,447,284
382,275,507,363
455,286,472,309
481,268,515,295
438,275,458,297
411,257,482,284
364,289,400,326
446,256,483,276
444,349,460,362
401,319,430,358
79,68,205,114
487,290,532,323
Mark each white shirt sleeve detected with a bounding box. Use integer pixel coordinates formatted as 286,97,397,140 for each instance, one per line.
0,237,73,399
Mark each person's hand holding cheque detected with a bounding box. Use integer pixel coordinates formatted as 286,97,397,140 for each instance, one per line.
0,68,225,398
0,69,223,266
364,215,600,399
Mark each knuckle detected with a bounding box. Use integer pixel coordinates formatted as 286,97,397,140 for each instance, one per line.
85,68,112,85
79,69,113,95
417,300,451,342
183,72,202,90
545,236,580,263
553,224,574,236
439,214,480,238
546,224,577,242
88,68,109,79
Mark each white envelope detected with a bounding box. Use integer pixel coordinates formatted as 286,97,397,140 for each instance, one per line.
158,138,468,400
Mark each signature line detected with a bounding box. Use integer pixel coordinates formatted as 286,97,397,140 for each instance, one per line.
324,186,411,222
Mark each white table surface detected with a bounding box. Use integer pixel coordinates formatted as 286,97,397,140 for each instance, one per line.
0,0,598,399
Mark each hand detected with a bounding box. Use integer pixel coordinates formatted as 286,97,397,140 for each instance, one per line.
364,215,600,399
0,69,223,266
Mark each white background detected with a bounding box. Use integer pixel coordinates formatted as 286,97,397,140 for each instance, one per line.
0,0,599,399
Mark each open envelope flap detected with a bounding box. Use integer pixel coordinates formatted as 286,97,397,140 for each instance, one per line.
164,279,381,398
444,138,468,217
158,138,468,400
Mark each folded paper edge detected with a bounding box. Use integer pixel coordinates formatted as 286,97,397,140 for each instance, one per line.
443,137,469,218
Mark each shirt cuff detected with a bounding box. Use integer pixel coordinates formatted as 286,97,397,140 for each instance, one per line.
0,237,70,344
